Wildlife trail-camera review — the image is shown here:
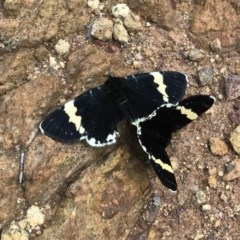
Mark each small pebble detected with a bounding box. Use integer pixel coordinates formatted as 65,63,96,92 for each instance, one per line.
202,204,212,211
146,22,151,27
214,219,221,227
55,39,70,55
209,137,228,156
0,43,5,49
87,0,100,10
218,170,224,177
188,49,205,61
49,55,60,70
134,53,143,61
208,175,217,188
235,63,240,75
153,195,161,206
234,204,240,212
113,19,129,43
229,125,240,155
91,18,113,41
170,156,178,171
223,159,240,181
225,75,240,100
228,109,240,125
210,38,221,52
26,205,45,228
208,167,217,176
124,12,142,32
194,232,205,240
196,190,207,204
198,67,214,85
220,193,228,202
112,3,130,18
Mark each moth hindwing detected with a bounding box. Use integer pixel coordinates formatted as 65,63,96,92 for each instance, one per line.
137,95,215,191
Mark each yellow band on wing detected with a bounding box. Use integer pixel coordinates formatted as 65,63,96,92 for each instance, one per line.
176,106,198,120
150,72,169,102
64,100,85,134
152,157,174,173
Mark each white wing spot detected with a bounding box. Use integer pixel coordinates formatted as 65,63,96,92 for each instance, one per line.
64,100,85,133
150,72,169,102
106,132,118,143
86,131,118,147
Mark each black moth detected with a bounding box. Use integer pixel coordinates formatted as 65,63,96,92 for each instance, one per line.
40,71,187,146
40,71,214,191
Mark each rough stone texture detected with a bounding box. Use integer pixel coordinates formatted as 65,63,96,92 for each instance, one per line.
188,49,206,61
124,12,142,32
210,38,221,52
127,0,177,29
31,147,149,239
54,39,70,55
113,20,129,43
0,50,37,95
228,102,240,125
1,1,240,239
223,159,240,181
112,3,131,18
209,137,229,156
208,175,217,188
198,67,214,85
225,75,240,100
190,0,240,49
191,0,238,33
91,18,114,41
230,125,240,155
87,0,100,10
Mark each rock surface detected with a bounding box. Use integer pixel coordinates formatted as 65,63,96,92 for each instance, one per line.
209,137,228,156
198,67,214,86
1,1,240,240
230,125,240,155
223,159,240,181
225,75,240,100
91,18,114,41
113,20,129,43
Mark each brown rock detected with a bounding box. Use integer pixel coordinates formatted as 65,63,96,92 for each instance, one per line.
225,75,240,100
31,147,150,239
209,137,228,156
112,3,131,18
67,46,113,82
188,49,206,62
210,38,221,52
228,102,240,125
191,0,239,34
198,67,214,85
190,0,240,49
223,159,240,181
0,50,36,95
91,18,114,41
229,125,240,155
113,20,129,43
208,175,217,188
1,75,60,151
170,156,179,171
127,0,176,30
124,12,142,32
208,167,217,176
